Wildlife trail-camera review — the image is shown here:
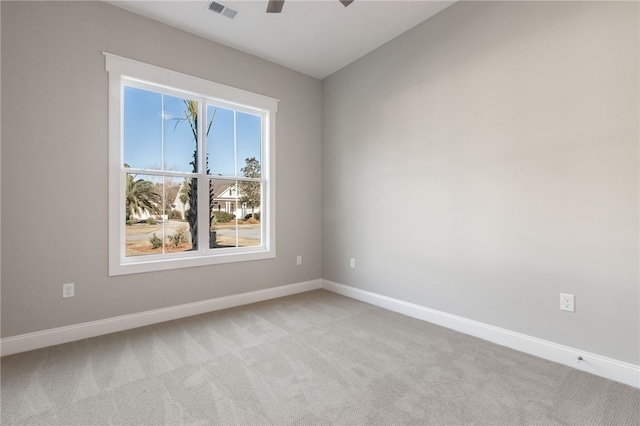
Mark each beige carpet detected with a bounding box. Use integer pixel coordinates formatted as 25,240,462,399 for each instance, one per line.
2,290,639,425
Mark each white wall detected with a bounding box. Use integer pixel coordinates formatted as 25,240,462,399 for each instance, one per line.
1,1,323,337
322,1,639,364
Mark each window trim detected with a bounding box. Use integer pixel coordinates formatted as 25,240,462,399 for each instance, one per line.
105,53,278,276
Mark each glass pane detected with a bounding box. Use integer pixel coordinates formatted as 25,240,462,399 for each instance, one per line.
163,176,182,218
209,179,238,248
236,112,262,177
207,106,235,176
209,179,262,249
124,173,163,257
125,174,196,257
174,177,198,251
238,180,262,248
123,87,162,169
163,177,194,252
164,95,199,172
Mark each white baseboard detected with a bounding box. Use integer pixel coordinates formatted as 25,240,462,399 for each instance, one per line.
1,280,322,357
4,278,638,389
322,280,640,389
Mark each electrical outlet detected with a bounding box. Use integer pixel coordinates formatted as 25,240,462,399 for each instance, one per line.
350,258,356,268
560,293,574,312
63,283,75,298
296,255,302,266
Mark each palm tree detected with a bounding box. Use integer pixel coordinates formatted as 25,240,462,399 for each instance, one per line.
174,100,214,249
125,171,161,221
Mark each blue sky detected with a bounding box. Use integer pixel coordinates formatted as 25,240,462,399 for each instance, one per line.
124,86,261,177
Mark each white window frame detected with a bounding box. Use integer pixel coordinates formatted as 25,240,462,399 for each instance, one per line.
105,53,278,276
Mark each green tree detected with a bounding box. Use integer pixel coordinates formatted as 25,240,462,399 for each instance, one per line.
239,157,261,218
125,167,161,221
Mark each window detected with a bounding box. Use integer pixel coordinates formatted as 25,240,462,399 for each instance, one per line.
106,54,278,275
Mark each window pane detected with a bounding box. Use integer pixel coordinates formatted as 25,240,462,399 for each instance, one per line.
164,95,199,172
175,177,199,251
209,179,262,249
125,174,195,257
163,177,182,219
236,112,262,177
238,180,262,248
210,179,238,248
124,87,162,169
207,106,235,176
124,173,163,257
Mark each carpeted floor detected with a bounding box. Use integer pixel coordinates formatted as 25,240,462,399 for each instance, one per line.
1,289,639,425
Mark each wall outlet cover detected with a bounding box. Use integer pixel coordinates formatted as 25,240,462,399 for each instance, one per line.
560,293,575,312
63,283,75,298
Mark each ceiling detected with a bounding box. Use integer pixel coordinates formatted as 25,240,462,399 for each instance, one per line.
105,0,456,79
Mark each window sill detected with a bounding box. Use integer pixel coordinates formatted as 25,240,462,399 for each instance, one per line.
109,248,275,276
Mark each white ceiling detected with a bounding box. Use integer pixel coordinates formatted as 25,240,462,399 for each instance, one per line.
105,0,456,79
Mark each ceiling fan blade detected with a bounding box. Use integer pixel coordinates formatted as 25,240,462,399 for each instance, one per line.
267,0,284,13
339,0,354,7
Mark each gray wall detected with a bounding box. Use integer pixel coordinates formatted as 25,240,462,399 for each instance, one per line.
323,1,639,364
1,1,323,337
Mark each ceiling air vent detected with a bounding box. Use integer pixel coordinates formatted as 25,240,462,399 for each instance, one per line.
208,1,238,19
